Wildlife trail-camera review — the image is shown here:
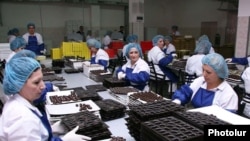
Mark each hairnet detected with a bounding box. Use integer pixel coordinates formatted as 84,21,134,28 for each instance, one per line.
126,34,138,43
11,49,36,60
27,22,35,29
164,35,172,42
198,34,209,42
87,38,101,49
3,57,41,95
10,37,26,51
12,28,19,34
152,35,164,46
201,53,228,79
125,43,143,58
194,40,211,54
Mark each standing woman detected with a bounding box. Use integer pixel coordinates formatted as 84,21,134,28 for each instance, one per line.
117,43,150,91
87,38,109,70
23,22,45,55
0,57,90,141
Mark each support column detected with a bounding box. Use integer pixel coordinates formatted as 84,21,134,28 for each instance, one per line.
235,0,250,57
90,5,101,40
129,0,144,42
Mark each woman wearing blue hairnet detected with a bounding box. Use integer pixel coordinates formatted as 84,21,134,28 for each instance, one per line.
87,38,109,70
102,30,112,49
122,34,138,60
197,34,215,54
0,56,91,141
163,35,176,55
22,22,45,55
116,43,150,91
7,28,20,43
185,40,211,77
6,37,26,62
172,53,238,113
147,35,178,93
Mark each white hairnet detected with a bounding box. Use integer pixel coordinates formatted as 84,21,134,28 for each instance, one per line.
87,38,101,49
152,35,164,46
125,43,143,58
3,57,41,95
201,53,228,79
10,37,26,51
194,40,211,54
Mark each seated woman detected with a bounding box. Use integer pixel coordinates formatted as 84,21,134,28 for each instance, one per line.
116,43,150,91
87,38,109,70
197,34,215,54
163,35,176,55
147,35,178,93
185,40,211,77
172,53,238,113
6,37,26,63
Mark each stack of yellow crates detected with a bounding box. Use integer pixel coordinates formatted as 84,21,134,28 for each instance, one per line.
51,41,91,60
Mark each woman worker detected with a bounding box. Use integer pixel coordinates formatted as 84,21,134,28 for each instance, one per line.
0,56,90,141
117,43,150,91
6,37,26,62
22,22,45,55
172,53,238,113
163,35,176,55
147,35,178,94
87,38,109,70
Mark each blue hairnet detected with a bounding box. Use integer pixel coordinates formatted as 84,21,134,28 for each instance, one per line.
87,38,101,49
125,43,143,58
3,57,41,95
27,22,35,29
12,28,19,34
164,35,172,42
152,35,164,46
126,34,138,43
198,34,209,42
194,40,211,54
11,49,36,60
7,29,13,35
201,53,228,79
10,37,26,51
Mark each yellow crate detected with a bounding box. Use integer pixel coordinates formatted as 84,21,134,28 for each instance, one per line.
60,41,91,59
51,48,61,60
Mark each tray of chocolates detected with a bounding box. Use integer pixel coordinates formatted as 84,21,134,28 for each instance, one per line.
64,87,103,101
45,100,100,116
227,74,242,82
128,91,164,105
140,116,203,141
64,68,80,74
95,99,126,121
173,111,230,129
61,111,112,140
109,86,139,95
85,84,107,92
103,77,128,88
171,60,187,69
46,90,80,104
43,74,65,81
89,70,113,82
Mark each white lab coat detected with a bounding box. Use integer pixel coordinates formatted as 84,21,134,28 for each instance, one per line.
185,54,205,76
95,48,109,67
0,94,48,141
163,43,176,55
189,76,238,111
22,32,44,45
147,46,166,76
242,67,250,93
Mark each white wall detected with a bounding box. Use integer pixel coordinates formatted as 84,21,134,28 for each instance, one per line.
0,0,229,48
